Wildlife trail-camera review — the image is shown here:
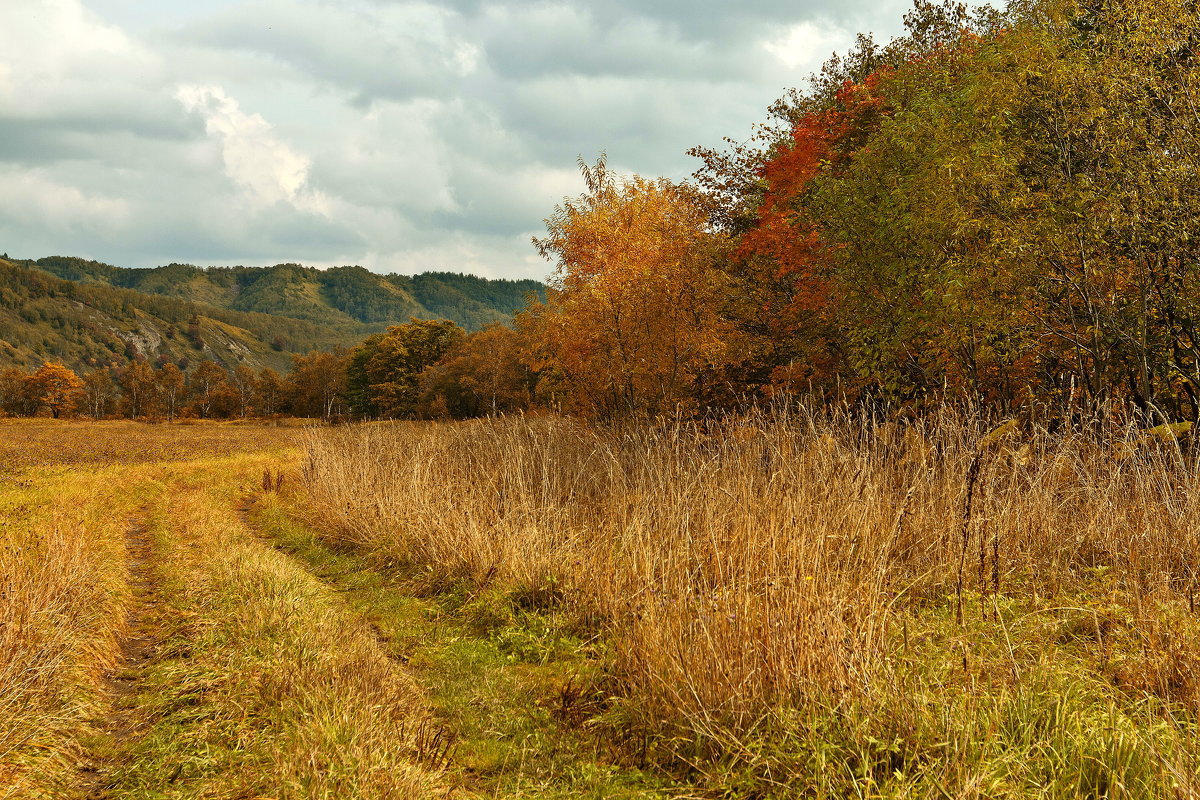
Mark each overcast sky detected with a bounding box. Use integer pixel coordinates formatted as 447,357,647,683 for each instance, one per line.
0,0,911,280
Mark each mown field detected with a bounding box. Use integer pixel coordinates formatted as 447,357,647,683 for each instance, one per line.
3,413,1200,798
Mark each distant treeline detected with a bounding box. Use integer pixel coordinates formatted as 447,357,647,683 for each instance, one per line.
1,316,534,422
23,256,544,332
0,257,356,372
1,353,348,421
0,256,544,377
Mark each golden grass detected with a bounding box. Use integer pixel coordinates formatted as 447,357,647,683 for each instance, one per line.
0,418,450,798
103,462,449,799
0,418,304,474
0,464,155,798
8,412,1200,796
301,409,1200,794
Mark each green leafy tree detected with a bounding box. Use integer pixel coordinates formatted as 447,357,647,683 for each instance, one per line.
346,320,464,418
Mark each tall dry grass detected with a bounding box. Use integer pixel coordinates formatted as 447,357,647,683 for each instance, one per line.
301,409,1200,753
0,470,133,797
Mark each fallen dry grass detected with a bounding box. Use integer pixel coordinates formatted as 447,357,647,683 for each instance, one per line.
301,409,1200,795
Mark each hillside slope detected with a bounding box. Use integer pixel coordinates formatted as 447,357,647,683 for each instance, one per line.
25,256,544,331
0,256,545,372
0,258,370,372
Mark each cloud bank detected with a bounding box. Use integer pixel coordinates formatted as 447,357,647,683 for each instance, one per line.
0,0,911,279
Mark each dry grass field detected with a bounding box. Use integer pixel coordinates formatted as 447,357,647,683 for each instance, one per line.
6,412,1200,798
0,420,449,799
0,418,305,474
302,409,1200,797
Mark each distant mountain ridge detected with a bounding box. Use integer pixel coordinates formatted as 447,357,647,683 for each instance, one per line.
24,256,544,331
0,256,544,373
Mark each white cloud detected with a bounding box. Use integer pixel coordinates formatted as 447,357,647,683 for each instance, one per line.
0,0,162,118
764,20,849,71
451,42,482,76
0,165,130,232
176,84,329,215
358,231,545,280
314,98,459,215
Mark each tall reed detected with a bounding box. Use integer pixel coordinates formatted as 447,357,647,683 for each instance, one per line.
301,408,1200,745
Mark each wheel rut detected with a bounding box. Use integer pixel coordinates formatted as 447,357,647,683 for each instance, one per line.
236,492,409,662
77,512,161,799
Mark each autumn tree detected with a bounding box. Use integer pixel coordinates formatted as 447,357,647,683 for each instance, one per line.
345,321,464,418
416,324,533,418
991,0,1200,414
523,158,740,418
24,362,83,418
0,366,31,416
156,363,187,421
288,349,349,420
255,367,287,417
230,364,259,418
119,361,160,419
189,360,232,418
719,79,882,399
691,1,1019,405
81,368,118,419
796,35,1048,405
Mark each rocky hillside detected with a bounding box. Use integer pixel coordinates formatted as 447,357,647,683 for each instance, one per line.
0,257,544,372
23,256,544,331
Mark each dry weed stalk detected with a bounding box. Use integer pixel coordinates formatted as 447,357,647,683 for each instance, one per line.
302,407,1200,736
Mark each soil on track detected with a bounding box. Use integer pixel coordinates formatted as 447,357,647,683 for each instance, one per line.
78,514,161,799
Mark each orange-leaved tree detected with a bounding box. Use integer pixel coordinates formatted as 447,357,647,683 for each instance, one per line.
523,157,740,418
726,78,889,397
25,362,84,418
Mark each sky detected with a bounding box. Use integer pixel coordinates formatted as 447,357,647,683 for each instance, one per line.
0,0,912,280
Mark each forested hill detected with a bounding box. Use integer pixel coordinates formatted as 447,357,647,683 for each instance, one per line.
0,256,543,373
22,256,544,331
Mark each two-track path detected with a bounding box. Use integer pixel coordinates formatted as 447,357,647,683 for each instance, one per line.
48,451,673,800
78,513,160,800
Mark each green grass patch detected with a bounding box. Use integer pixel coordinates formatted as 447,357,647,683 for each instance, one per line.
94,459,445,800
254,496,678,799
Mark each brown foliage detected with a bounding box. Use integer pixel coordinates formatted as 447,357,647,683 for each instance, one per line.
24,362,83,419
524,161,741,418
416,324,532,418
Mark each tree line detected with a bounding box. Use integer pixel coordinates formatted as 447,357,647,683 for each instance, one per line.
517,0,1200,419
0,352,347,421
0,320,535,422
14,0,1197,423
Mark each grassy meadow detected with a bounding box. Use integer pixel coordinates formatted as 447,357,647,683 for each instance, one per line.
302,411,1200,798
3,412,1200,798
